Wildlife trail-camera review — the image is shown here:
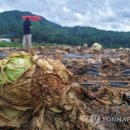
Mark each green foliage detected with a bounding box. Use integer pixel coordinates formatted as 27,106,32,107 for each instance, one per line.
0,10,130,48
0,42,21,47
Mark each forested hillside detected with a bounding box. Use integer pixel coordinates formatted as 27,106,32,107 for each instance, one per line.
0,10,130,47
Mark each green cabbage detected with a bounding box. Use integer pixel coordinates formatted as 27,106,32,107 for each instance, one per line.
0,53,32,87
5,57,32,81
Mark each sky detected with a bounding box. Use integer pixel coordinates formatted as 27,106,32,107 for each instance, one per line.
0,0,130,32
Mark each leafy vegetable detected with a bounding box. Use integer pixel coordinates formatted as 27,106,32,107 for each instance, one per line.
0,53,32,87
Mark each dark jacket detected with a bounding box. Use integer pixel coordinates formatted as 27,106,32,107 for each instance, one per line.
23,20,31,34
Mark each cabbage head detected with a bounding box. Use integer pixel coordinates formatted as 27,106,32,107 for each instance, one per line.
0,53,32,87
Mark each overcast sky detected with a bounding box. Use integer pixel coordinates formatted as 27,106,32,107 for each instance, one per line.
0,0,130,31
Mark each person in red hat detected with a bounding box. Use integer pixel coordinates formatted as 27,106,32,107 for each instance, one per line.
22,18,32,50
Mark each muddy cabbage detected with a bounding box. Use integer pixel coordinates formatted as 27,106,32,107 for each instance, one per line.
0,53,34,128
91,42,102,51
0,53,73,128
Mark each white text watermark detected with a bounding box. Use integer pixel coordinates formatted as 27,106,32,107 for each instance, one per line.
90,114,130,125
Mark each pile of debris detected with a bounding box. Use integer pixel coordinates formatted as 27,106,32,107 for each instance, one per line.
0,52,130,130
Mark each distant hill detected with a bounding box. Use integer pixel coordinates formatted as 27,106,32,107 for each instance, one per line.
0,10,130,48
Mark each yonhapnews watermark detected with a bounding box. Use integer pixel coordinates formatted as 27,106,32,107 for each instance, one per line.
90,114,130,125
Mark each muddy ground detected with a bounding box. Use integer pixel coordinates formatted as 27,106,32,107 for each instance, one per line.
0,46,130,130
